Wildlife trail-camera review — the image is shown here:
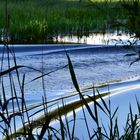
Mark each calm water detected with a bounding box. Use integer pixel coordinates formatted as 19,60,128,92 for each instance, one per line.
0,34,140,138
0,43,140,101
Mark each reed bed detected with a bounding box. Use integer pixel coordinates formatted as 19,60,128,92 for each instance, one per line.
0,0,127,43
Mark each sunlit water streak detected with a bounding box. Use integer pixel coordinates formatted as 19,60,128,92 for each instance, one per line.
55,32,140,45
43,79,140,139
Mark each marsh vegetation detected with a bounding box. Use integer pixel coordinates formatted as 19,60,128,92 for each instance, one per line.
0,0,130,43
0,0,140,139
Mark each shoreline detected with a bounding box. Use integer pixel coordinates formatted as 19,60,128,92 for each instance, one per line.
4,78,140,139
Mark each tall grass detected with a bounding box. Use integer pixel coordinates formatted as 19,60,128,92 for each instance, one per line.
0,0,127,43
121,0,140,38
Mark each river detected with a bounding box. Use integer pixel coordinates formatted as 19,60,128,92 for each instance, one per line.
0,41,140,139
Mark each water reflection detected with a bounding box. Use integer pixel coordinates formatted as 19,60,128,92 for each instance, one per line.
55,32,140,45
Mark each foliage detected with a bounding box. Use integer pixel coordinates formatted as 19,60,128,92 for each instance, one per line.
122,0,140,38
0,0,125,43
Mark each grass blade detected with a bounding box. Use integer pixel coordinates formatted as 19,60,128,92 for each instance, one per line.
38,116,51,140
87,95,108,116
66,52,97,123
72,109,76,140
96,89,110,114
0,66,24,77
111,106,119,120
30,65,68,82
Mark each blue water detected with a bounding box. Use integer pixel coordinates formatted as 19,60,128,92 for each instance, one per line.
0,44,140,94
0,44,139,55
0,44,140,139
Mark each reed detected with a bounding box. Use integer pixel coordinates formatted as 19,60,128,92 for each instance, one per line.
0,0,127,43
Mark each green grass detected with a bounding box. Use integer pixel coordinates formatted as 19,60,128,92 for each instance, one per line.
0,0,128,43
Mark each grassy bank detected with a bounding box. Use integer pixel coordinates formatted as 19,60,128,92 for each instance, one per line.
0,0,127,43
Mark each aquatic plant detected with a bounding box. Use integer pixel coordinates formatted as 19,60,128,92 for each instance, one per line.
0,0,126,43
121,0,140,38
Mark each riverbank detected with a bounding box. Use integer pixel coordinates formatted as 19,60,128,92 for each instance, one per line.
2,77,140,139
49,78,140,139
0,0,127,43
